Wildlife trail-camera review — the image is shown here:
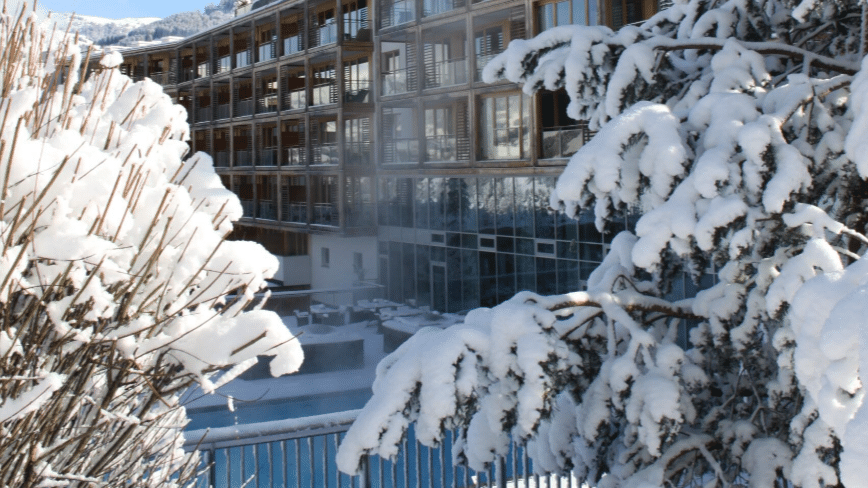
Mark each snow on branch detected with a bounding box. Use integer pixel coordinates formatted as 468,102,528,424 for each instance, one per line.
343,0,868,486
0,4,303,487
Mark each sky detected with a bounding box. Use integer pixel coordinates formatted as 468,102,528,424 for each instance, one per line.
28,0,208,19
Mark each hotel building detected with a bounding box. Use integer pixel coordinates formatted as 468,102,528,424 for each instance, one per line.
112,0,661,313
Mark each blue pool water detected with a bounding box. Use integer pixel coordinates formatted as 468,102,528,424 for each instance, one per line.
185,388,373,431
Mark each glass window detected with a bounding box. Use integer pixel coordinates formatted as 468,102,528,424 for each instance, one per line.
496,178,515,235
430,177,446,230
480,93,530,160
557,259,578,294
534,177,556,239
515,177,534,237
497,253,516,302
403,243,416,302
478,178,496,235
416,245,431,307
415,178,430,229
516,255,535,292
461,178,478,233
536,257,556,295
446,178,461,232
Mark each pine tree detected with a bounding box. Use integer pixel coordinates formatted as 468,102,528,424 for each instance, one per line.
338,1,868,486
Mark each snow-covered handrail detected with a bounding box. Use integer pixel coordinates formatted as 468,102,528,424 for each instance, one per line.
185,409,361,450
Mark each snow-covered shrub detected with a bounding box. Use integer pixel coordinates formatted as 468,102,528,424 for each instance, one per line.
0,3,301,487
338,1,868,487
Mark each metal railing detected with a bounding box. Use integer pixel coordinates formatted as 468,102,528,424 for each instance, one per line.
216,104,231,120
237,51,252,68
424,58,467,89
475,53,500,81
147,71,175,86
236,150,252,166
313,203,338,226
282,202,307,223
344,141,372,166
285,147,306,165
258,94,280,113
313,144,340,165
384,138,419,164
185,410,567,488
258,202,278,220
237,99,255,117
425,135,468,162
259,43,276,62
284,89,307,110
382,69,412,96
197,107,211,122
214,151,230,168
259,148,278,166
284,36,304,56
240,199,255,218
216,56,232,74
344,81,371,103
343,18,371,41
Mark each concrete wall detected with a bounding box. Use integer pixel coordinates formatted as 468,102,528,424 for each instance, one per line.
276,255,311,286
310,235,378,290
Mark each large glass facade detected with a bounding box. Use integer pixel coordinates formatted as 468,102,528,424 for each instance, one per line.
378,176,622,311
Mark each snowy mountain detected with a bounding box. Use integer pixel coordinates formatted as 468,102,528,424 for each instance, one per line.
46,0,237,47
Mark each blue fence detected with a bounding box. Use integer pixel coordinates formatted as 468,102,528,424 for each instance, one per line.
185,411,575,488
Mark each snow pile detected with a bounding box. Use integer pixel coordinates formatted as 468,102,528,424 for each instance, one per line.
340,0,868,487
0,4,301,487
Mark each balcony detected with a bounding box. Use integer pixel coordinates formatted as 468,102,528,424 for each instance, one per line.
257,201,277,220
285,147,306,165
344,141,372,166
343,19,372,42
148,71,174,86
216,104,231,120
217,56,231,74
383,3,415,27
541,125,584,159
180,68,195,83
312,203,338,226
475,53,499,81
344,81,371,103
346,203,376,227
236,150,252,166
236,51,251,68
423,0,464,16
313,144,340,165
240,199,255,218
258,43,275,62
259,148,278,166
382,68,411,96
282,202,307,223
425,58,466,89
197,107,211,122
426,135,469,161
315,22,338,47
284,36,303,55
384,138,419,164
214,151,230,167
257,94,279,114
237,99,254,117
312,83,336,106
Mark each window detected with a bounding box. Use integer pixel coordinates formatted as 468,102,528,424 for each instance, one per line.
425,106,455,161
321,247,330,267
344,57,370,102
535,0,599,31
474,26,503,80
539,88,586,159
479,92,530,160
312,63,336,105
354,252,364,276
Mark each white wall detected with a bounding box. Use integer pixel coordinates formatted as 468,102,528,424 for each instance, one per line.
310,234,378,290
275,255,312,286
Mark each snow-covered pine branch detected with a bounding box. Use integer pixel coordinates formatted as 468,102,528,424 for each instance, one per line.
0,3,302,487
339,0,868,486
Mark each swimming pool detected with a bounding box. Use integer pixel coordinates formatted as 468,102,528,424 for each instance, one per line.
185,388,373,431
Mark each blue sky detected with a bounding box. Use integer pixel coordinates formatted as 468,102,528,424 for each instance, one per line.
34,0,207,19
